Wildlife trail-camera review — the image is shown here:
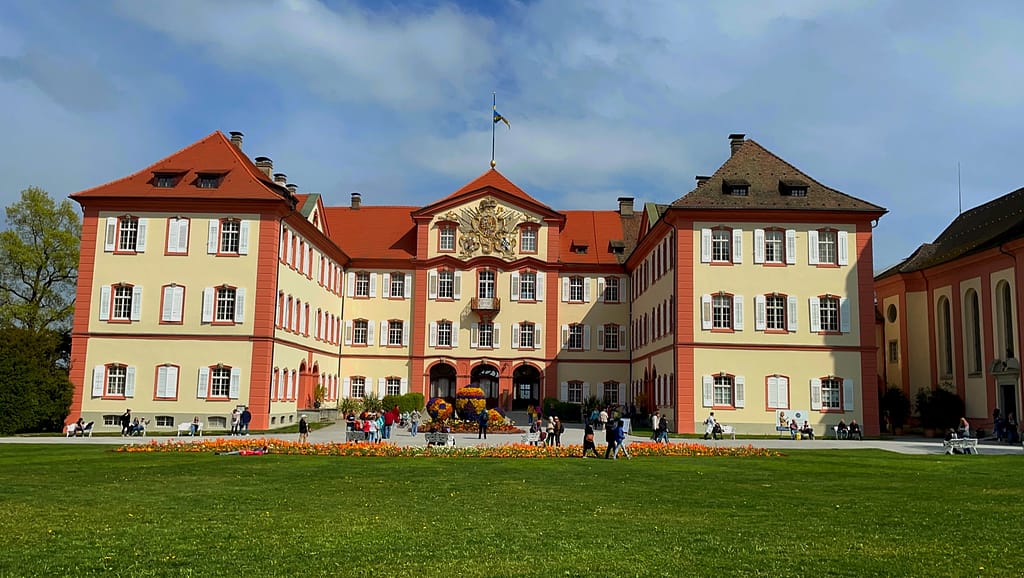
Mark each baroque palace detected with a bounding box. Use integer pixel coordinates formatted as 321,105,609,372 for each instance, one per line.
67,132,887,435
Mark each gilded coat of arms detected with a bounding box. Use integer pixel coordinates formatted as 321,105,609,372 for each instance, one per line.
442,199,526,259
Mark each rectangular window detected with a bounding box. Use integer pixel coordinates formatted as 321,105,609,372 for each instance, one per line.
118,217,139,252
520,228,537,253
353,320,368,346
351,377,366,398
712,295,732,329
520,272,536,301
439,226,455,252
388,321,403,346
112,285,134,320
520,322,535,349
569,277,584,302
156,416,174,427
766,295,786,330
603,324,620,351
210,367,231,397
166,217,189,254
478,322,494,348
438,271,454,299
568,325,584,350
155,175,177,188
821,378,841,410
604,277,619,303
219,220,240,254
215,287,237,322
888,340,899,363
107,366,127,396
390,274,405,299
386,378,401,397
712,229,731,262
820,297,839,332
355,272,370,297
818,230,838,265
603,381,619,404
197,175,221,189
713,375,734,406
568,381,583,403
478,270,495,299
437,321,452,347
764,229,784,263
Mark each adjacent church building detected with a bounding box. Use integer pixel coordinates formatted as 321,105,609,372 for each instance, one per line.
67,131,886,435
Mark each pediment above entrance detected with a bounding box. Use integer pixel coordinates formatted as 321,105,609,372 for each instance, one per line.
438,197,540,259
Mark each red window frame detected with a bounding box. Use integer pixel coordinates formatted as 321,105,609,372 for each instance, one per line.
108,283,135,324
711,292,735,334
158,284,186,325
211,285,238,327
764,374,791,411
153,364,181,401
215,219,242,257
762,227,787,267
101,364,128,400
815,228,840,268
437,221,457,253
710,226,733,265
113,216,140,255
712,372,736,410
352,318,370,347
164,217,190,256
519,225,539,254
763,293,789,334
818,376,844,413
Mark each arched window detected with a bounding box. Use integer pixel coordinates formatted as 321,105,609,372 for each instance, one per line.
938,296,953,377
997,281,1015,359
965,290,982,374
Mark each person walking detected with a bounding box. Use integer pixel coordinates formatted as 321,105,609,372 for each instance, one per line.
298,415,310,444
120,408,132,437
410,409,420,436
478,408,489,440
703,411,717,440
546,417,556,446
613,418,632,460
655,414,669,443
230,408,240,436
650,412,660,441
603,418,618,459
240,406,252,435
581,422,600,458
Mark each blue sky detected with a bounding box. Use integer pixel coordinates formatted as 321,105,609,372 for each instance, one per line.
2,0,1024,270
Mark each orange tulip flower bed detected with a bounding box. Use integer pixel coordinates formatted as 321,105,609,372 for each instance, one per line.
115,438,782,458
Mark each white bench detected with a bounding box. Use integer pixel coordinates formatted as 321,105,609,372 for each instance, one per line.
424,431,455,447
520,431,541,445
721,425,736,440
943,438,979,454
177,422,203,436
66,422,94,437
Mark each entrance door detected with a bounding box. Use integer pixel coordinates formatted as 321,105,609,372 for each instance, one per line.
512,364,540,410
999,382,1018,420
471,364,500,406
430,363,457,400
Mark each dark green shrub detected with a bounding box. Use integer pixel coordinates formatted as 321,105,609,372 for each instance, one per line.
0,328,73,434
399,392,424,413
881,386,912,429
916,385,965,430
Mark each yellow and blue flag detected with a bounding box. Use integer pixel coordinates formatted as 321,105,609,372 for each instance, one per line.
493,106,510,128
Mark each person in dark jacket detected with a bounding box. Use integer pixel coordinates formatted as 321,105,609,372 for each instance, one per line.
120,409,132,437
478,408,489,440
298,415,310,444
581,423,600,458
240,407,252,435
603,419,618,459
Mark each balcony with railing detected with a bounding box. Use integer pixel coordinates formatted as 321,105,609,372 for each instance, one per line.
470,296,501,312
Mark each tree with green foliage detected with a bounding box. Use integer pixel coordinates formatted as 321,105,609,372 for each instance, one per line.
0,186,81,333
0,327,73,434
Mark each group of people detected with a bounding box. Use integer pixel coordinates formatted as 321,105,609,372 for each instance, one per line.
118,409,148,437
228,407,253,435
528,416,565,446
787,418,816,440
344,406,403,443
579,417,631,459
835,419,863,440
650,413,669,443
991,408,1020,443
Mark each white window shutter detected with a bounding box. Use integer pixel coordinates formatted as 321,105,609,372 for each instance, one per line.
238,220,250,255
157,366,168,398
733,295,744,330
453,272,462,299
536,272,545,301
597,277,606,303
471,323,479,348
840,297,851,333
787,296,799,332
810,378,822,410
843,379,855,411
279,227,286,261
619,326,625,348
401,378,408,394
510,272,520,301
131,286,143,321
230,367,241,399
344,320,353,345
343,377,351,398
380,321,388,347
785,229,797,264
583,382,591,399
493,323,501,348
597,326,605,351
429,322,438,347
808,230,819,265
99,285,111,320
753,229,765,263
104,217,117,252
618,385,626,405
838,231,849,266
561,277,570,302
135,218,147,252
167,219,180,253
346,272,355,297
202,287,214,323
404,273,412,298
287,231,294,265
809,297,821,333
382,273,391,298
198,367,210,398
701,294,712,330
452,322,460,347
172,286,184,322
402,322,409,347
702,375,714,407
583,325,591,350
735,375,745,408
368,272,377,298
584,278,592,303
428,269,438,299
162,286,175,321
755,295,766,331
560,382,568,401
124,367,136,397
767,376,779,408
534,324,542,348
207,220,219,254
234,288,246,324
512,323,521,348
779,377,789,409
732,228,743,263
92,365,105,396
700,228,712,263
561,324,569,348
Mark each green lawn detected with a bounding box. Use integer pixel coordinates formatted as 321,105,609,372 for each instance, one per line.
0,445,1019,577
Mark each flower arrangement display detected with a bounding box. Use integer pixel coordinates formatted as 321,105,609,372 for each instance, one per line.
455,386,486,418
486,407,506,426
426,397,453,422
116,438,783,459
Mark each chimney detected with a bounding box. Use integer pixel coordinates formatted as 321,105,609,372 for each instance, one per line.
728,133,746,156
286,183,298,195
695,175,711,186
617,196,634,217
351,192,362,210
273,173,287,186
229,131,244,149
254,156,273,177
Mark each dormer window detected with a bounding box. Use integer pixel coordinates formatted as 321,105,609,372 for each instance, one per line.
196,173,223,189
609,240,626,255
571,240,589,255
780,180,808,197
154,174,178,188
723,179,750,196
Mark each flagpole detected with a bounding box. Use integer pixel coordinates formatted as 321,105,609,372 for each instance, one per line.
491,92,496,168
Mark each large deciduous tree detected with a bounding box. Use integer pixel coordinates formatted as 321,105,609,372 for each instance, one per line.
0,327,73,434
0,186,81,333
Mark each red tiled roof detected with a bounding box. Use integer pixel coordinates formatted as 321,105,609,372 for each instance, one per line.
560,211,626,265
423,168,555,214
322,206,418,260
70,131,291,202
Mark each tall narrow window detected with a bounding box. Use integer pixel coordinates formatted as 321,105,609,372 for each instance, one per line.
478,270,495,299
569,277,585,302
478,322,494,348
821,377,842,410
439,225,456,252
604,276,620,303
436,321,452,347
765,295,786,330
819,297,840,333
712,294,733,329
520,228,538,253
355,272,370,297
966,290,982,374
711,229,732,262
438,271,454,299
210,367,231,397
118,217,139,252
713,375,734,406
764,229,784,263
567,324,584,350
938,297,953,376
215,287,237,323
519,272,536,301
999,282,1015,358
219,220,240,254
112,285,134,321
817,230,838,265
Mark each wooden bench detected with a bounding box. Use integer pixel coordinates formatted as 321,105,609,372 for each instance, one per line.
345,430,367,443
520,431,541,445
424,431,456,447
943,438,979,454
177,422,203,436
